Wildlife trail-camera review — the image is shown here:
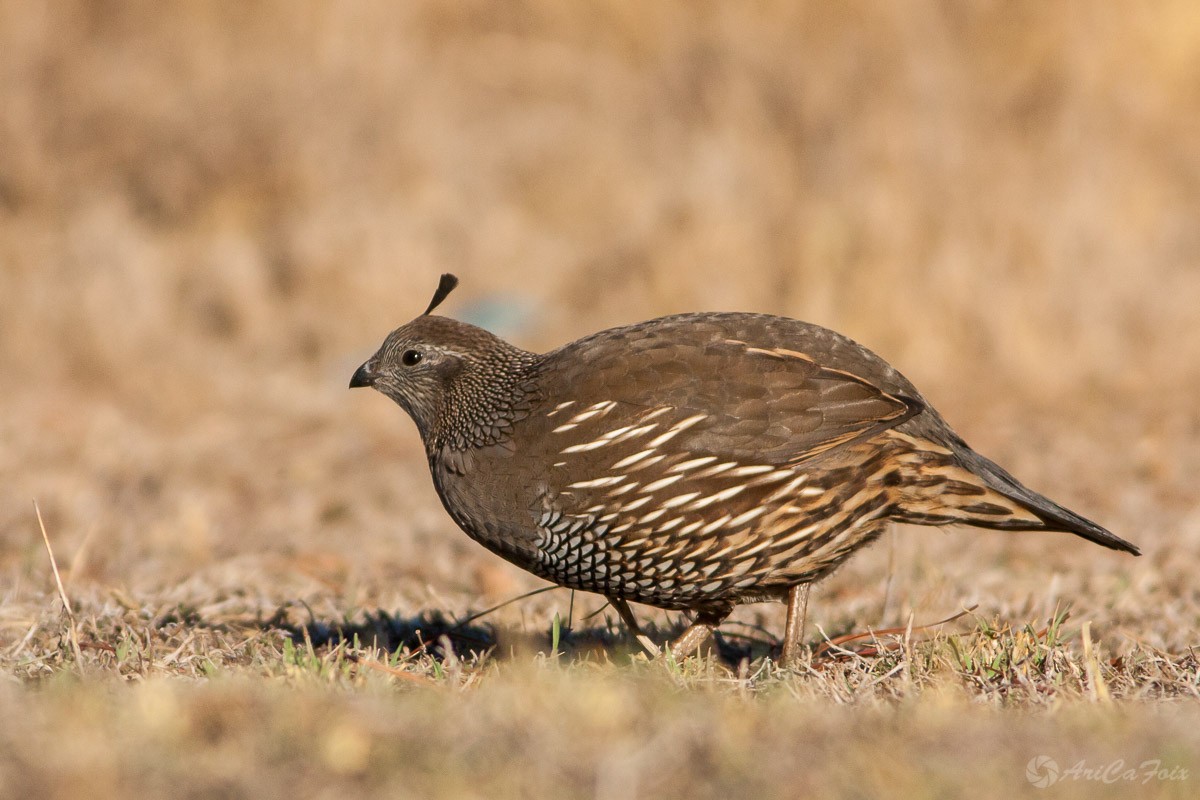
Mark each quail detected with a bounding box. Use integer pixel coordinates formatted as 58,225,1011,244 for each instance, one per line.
350,274,1139,662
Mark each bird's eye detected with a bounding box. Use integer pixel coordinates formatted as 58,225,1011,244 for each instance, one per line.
401,349,423,366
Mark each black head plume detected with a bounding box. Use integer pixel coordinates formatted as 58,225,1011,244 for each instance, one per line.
423,273,459,316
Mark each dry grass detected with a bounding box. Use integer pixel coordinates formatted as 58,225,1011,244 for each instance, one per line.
2,2,1199,798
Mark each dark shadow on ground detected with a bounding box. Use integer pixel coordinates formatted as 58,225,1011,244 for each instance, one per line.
253,603,782,666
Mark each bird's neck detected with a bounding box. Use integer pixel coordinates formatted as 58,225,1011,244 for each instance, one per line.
431,346,543,453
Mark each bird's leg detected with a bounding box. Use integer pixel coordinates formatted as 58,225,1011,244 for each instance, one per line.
780,583,811,667
608,596,661,657
668,609,729,662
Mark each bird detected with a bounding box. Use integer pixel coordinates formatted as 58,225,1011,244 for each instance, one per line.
349,273,1139,663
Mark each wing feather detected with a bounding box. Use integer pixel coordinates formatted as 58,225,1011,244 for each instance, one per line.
540,316,922,467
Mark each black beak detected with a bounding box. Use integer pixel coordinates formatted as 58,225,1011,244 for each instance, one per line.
349,362,376,389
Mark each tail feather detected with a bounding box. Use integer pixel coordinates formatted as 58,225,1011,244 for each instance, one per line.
964,451,1141,556
892,439,1140,556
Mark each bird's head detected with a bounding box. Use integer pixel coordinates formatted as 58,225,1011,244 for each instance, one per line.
350,274,537,446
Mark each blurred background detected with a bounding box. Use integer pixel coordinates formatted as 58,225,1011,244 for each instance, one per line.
1,1,1197,647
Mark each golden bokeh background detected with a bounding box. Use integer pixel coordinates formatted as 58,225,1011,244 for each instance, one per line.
2,5,1200,798
1,0,1197,638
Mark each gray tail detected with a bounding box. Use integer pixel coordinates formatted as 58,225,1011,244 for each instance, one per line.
961,450,1141,556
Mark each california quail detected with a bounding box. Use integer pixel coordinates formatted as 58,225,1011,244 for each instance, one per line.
350,274,1139,662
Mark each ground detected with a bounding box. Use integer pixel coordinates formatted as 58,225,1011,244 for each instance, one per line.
1,3,1198,798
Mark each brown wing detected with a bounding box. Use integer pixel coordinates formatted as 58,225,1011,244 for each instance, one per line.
536,313,922,467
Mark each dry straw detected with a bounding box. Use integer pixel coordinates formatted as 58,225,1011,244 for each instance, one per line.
35,500,85,673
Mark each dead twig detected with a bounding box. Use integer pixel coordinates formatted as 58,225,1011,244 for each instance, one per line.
813,604,979,661
450,584,560,632
35,500,85,673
